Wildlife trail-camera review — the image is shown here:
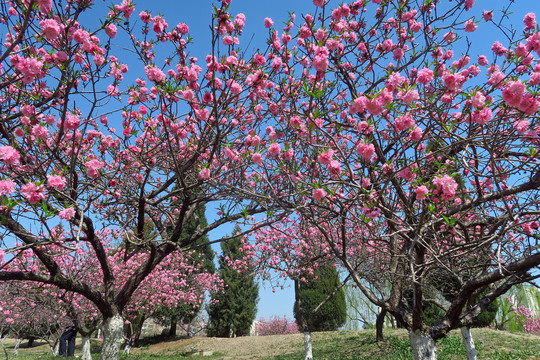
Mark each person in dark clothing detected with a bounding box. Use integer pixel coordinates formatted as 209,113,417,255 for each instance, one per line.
59,320,76,356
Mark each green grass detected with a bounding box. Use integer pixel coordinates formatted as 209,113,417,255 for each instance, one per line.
2,328,539,359
262,329,540,360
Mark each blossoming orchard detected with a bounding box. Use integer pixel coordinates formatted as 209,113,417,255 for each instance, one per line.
0,0,539,359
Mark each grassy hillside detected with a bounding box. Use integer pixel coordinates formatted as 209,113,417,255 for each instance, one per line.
2,328,539,359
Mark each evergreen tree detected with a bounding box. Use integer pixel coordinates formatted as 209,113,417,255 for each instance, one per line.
154,200,216,337
207,225,259,337
294,264,347,332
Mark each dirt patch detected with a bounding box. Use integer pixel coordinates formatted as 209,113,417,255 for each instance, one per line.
132,333,306,359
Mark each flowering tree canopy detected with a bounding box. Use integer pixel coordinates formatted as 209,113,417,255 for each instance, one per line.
2,0,540,359
242,0,539,358
0,0,301,358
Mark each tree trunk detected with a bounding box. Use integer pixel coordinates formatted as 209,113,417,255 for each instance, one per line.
100,315,124,360
376,308,387,342
27,337,35,348
12,338,22,356
303,331,313,360
409,330,437,360
81,336,92,360
294,279,313,360
51,340,59,355
460,327,477,360
168,315,177,337
1,335,9,360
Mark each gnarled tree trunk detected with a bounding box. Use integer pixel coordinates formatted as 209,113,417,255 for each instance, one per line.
409,331,437,360
460,327,477,360
376,308,387,342
100,315,124,360
81,336,92,360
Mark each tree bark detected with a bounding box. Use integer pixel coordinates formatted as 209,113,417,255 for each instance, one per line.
303,331,313,360
409,331,437,360
294,279,313,360
376,308,387,342
12,338,22,356
100,315,124,360
81,336,92,360
168,315,177,337
460,327,477,360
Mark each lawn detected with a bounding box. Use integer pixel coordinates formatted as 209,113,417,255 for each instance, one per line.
2,328,539,359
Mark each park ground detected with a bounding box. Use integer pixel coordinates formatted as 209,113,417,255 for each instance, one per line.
2,328,540,359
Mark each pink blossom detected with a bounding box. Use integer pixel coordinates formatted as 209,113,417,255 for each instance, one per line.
0,179,16,196
357,142,375,162
517,93,540,115
21,183,46,204
317,150,334,165
329,160,342,175
491,41,507,56
472,107,492,125
433,175,458,200
251,153,263,165
115,0,134,19
366,98,383,115
176,23,189,34
524,13,536,31
477,55,488,66
85,159,105,179
415,186,429,199
93,54,105,66
312,188,327,201
483,11,493,21
471,91,485,108
514,119,529,134
0,146,20,166
59,208,76,221
198,168,211,180
105,24,118,38
47,175,67,191
0,248,4,263
267,143,281,157
442,73,465,92
464,19,477,32
145,65,166,83
64,113,80,130
72,29,90,44
37,0,52,13
502,81,526,107
313,0,325,7
264,18,274,28
417,68,434,84
40,19,61,40
397,167,416,181
395,114,415,132
399,89,419,105
406,127,424,141
349,96,368,114
464,0,474,11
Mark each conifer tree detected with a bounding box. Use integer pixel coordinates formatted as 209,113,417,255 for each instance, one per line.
155,199,216,337
294,264,347,332
207,226,259,337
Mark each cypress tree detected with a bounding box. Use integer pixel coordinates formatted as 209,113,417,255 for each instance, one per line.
207,225,259,337
294,264,347,332
154,200,216,337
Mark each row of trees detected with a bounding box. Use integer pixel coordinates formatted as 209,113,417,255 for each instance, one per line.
1,0,540,359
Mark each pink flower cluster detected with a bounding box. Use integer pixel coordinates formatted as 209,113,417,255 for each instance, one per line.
255,316,299,336
432,175,458,200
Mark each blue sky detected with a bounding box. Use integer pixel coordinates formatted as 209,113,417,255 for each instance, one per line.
84,0,540,321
